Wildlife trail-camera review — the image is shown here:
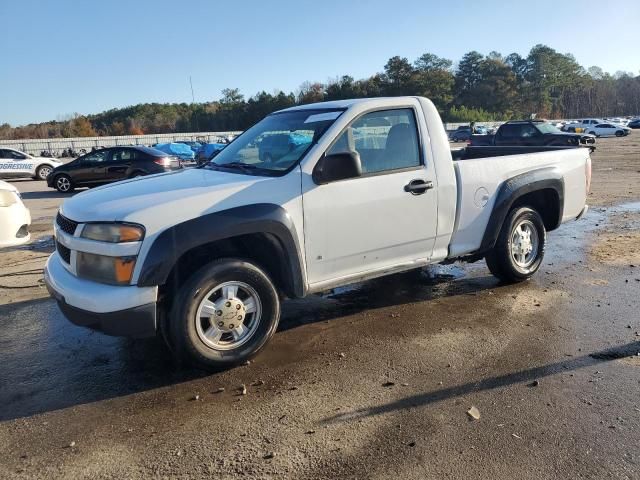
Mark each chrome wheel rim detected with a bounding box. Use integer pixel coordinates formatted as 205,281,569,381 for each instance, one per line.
511,220,539,268
56,177,70,191
39,167,52,179
195,281,262,351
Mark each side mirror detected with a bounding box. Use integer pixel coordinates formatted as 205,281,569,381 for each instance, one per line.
312,152,362,185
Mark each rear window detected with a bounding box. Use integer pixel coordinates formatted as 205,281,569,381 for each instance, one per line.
135,146,167,157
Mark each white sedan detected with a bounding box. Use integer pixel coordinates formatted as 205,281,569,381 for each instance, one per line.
0,180,31,247
584,123,631,137
0,148,62,181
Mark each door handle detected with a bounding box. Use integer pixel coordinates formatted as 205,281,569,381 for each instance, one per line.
404,179,433,195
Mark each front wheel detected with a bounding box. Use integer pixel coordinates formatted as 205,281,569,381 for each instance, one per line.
485,207,546,283
167,258,281,369
615,130,624,137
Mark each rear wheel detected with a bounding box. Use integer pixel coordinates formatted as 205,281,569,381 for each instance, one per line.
54,174,74,193
36,165,53,180
167,258,280,369
485,207,546,283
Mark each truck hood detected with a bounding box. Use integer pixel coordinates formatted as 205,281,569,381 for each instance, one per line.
60,168,270,231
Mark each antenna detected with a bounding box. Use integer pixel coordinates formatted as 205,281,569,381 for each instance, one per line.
189,76,195,103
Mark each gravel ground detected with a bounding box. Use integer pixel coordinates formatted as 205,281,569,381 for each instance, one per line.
0,133,639,479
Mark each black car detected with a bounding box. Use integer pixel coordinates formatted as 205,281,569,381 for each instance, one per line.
471,120,595,147
628,119,640,129
450,126,472,142
47,146,182,193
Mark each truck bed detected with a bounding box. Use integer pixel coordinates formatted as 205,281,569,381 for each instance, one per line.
453,145,593,160
448,147,590,258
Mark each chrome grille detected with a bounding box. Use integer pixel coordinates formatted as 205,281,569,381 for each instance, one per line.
56,212,78,236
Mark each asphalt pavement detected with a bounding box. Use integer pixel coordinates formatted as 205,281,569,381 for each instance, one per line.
1,202,639,479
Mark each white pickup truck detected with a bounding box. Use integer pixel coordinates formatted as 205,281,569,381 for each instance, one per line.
44,97,591,368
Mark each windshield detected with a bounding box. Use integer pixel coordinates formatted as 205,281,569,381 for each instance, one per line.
205,109,344,175
536,123,562,134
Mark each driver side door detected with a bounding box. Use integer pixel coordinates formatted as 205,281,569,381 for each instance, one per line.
302,107,438,287
73,150,111,185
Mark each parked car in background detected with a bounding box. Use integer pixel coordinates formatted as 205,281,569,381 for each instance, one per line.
583,123,631,137
0,180,31,247
604,117,628,126
628,118,640,129
197,143,227,165
257,132,311,162
46,146,182,193
0,148,62,181
470,120,595,147
153,143,196,162
176,141,203,154
450,126,472,142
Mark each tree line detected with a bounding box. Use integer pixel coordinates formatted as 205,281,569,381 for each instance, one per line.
2,44,639,140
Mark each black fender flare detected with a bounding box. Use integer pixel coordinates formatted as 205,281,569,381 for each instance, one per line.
479,167,564,253
136,203,306,297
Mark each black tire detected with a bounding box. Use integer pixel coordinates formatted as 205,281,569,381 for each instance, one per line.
54,174,74,193
485,207,546,283
167,258,280,369
36,165,53,181
615,130,624,137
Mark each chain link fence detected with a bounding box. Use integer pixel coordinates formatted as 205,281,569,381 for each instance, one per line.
0,121,511,157
0,132,242,156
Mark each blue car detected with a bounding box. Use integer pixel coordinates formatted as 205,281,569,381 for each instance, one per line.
153,143,196,161
197,143,227,164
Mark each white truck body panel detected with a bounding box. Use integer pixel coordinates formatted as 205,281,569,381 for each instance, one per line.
449,147,589,257
47,96,590,319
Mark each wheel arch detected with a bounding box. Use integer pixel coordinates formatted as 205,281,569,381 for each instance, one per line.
137,204,306,299
479,167,564,253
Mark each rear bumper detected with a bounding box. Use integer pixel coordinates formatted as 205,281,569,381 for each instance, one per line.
44,252,158,338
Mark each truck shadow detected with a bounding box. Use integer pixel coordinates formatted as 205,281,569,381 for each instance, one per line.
319,340,640,426
0,265,497,421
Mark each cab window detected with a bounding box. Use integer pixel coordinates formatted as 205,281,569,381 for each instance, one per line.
82,151,109,164
327,108,421,174
520,125,539,137
111,149,135,162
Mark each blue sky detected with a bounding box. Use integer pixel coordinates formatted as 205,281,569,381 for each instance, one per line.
1,0,638,126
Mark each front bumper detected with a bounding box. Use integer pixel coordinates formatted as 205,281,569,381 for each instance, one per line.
44,252,158,338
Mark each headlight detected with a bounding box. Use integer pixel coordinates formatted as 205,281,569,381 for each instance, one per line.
81,223,144,242
76,252,137,285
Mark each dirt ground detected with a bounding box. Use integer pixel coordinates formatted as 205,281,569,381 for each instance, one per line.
0,133,639,479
